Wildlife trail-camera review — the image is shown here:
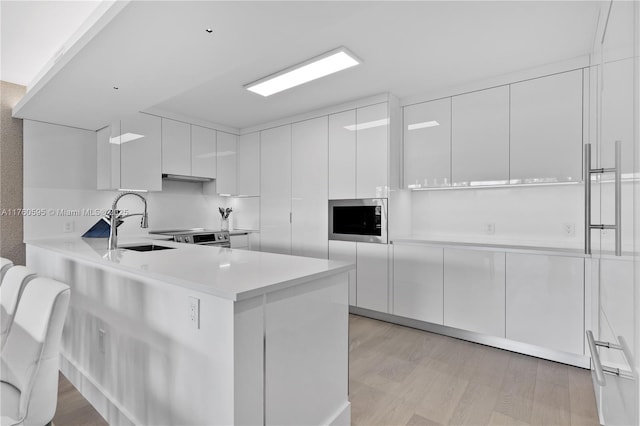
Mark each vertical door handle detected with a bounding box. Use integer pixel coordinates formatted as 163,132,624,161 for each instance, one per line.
614,140,621,256
584,144,592,255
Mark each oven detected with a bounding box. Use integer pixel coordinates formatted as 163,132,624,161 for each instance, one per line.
328,198,388,244
149,229,231,248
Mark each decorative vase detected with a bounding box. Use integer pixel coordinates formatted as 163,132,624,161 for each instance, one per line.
221,218,229,231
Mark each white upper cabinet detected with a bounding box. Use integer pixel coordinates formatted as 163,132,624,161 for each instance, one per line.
260,125,291,255
451,86,509,186
120,113,162,191
328,110,357,199
510,70,583,183
97,123,121,190
191,125,216,179
444,248,505,337
161,118,191,176
356,102,389,198
291,117,328,259
393,244,444,324
237,132,260,196
403,98,452,188
216,131,237,195
98,113,161,191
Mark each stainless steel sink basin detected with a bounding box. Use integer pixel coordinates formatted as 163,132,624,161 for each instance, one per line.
121,244,175,252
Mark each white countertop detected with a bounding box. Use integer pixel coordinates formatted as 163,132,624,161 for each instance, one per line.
391,237,589,257
26,237,353,301
391,237,636,259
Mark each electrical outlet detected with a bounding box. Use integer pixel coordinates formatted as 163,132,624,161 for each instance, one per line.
484,223,495,235
563,223,575,237
63,221,74,233
188,296,200,329
98,329,106,354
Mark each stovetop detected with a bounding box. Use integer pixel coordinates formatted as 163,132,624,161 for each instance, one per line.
149,228,230,245
149,228,226,236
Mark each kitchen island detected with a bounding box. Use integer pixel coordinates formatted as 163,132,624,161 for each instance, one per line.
26,237,352,426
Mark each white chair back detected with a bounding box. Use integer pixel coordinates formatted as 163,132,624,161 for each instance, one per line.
0,258,13,284
1,278,71,425
0,266,36,349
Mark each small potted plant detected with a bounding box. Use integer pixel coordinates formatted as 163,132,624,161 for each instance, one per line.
219,207,232,231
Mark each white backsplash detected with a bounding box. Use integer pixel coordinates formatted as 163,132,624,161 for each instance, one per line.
407,184,586,248
230,197,260,231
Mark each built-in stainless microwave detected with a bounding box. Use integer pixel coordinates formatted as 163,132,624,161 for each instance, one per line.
328,198,388,244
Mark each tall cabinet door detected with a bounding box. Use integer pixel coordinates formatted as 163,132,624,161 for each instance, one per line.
591,2,638,425
510,70,583,184
237,132,260,196
291,117,328,259
328,110,356,199
260,125,291,255
403,98,451,188
451,86,509,186
217,132,237,195
356,103,388,198
120,113,162,191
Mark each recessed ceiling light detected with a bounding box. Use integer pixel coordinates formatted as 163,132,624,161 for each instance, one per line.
205,28,213,34
407,121,440,130
245,47,361,97
344,118,389,131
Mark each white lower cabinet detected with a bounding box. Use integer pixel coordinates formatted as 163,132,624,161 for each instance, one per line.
443,248,505,337
230,234,249,249
393,244,443,324
505,253,584,355
328,241,357,305
356,243,389,313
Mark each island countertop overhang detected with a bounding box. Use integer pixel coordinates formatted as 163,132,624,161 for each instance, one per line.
25,236,354,301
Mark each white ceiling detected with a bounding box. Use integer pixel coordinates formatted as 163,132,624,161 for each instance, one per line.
0,0,102,87
8,1,600,131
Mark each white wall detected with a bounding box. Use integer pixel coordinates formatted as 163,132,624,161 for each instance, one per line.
229,196,259,231
23,120,225,240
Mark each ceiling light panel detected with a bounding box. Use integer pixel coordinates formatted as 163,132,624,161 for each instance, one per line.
245,47,361,97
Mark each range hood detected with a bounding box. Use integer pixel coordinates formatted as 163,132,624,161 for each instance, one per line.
162,174,214,183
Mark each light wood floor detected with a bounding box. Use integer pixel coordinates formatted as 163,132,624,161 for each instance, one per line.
349,315,599,426
53,373,107,426
53,314,600,425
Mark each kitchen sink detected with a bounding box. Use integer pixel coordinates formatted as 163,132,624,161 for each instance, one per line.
121,244,175,252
